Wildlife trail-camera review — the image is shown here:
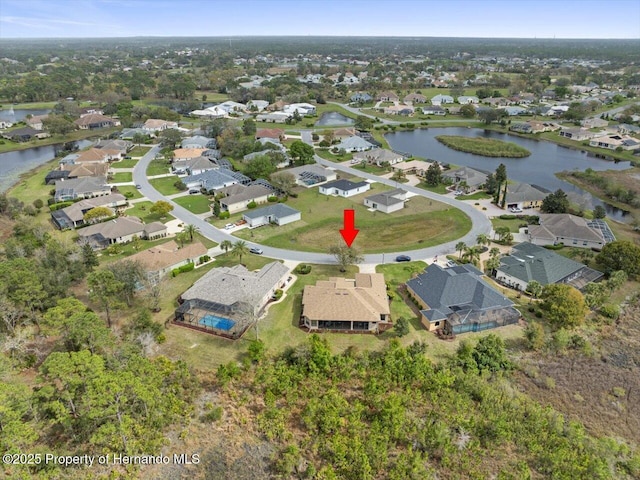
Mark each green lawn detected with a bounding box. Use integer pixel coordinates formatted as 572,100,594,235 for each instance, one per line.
149,176,182,195
419,183,449,194
113,158,139,168
351,162,390,175
114,185,144,200
125,201,175,224
173,194,212,214
456,191,492,201
7,158,58,206
110,172,133,183
129,146,152,157
315,148,353,162
233,184,472,253
146,159,171,176
490,217,527,233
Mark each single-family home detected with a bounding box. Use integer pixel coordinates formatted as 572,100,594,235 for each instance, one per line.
95,139,132,156
189,106,228,118
242,203,301,228
26,114,48,130
353,148,404,166
494,242,603,291
430,94,454,105
403,93,427,104
500,182,547,210
378,91,399,102
301,273,391,333
391,159,435,177
74,113,119,130
246,100,269,112
383,104,415,116
51,193,127,229
255,128,284,142
616,123,640,135
126,240,208,281
181,136,216,149
363,188,407,213
174,262,290,338
74,147,120,164
501,106,528,116
77,217,167,250
457,96,480,104
422,105,447,116
142,119,178,132
527,214,610,250
559,127,596,141
287,164,337,187
256,112,291,123
119,127,148,140
172,148,207,161
589,134,639,151
54,176,111,202
350,92,373,103
45,170,71,185
442,166,488,191
3,126,42,142
319,179,371,197
406,263,520,335
333,127,357,140
182,168,248,192
62,163,110,179
172,156,217,176
219,184,272,214
217,101,247,114
283,103,316,116
581,118,609,129
335,135,375,152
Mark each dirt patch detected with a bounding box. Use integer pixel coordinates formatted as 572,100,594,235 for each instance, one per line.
515,300,640,444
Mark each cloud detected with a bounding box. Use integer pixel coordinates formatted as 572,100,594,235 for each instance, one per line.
0,15,118,30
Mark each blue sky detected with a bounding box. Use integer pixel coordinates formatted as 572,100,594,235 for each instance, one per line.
1,0,639,39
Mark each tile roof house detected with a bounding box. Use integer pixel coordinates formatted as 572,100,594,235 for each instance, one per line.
219,184,272,214
301,273,391,333
406,263,520,335
364,188,407,213
171,156,217,176
176,261,290,321
51,193,127,229
74,113,119,130
127,240,208,280
54,176,111,202
353,148,404,166
335,135,375,152
26,114,48,130
403,93,427,104
501,182,547,210
63,162,110,179
494,242,603,292
74,148,120,164
255,128,284,142
173,148,207,161
378,91,399,102
319,179,371,198
242,203,301,228
142,119,178,132
77,217,167,250
94,139,133,155
391,159,435,177
528,214,608,250
332,127,357,139
442,166,488,191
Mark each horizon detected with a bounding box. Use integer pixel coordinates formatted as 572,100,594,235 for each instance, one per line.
1,0,639,40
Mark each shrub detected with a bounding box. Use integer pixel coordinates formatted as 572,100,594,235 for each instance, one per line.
267,195,278,203
33,198,44,209
247,201,257,209
178,262,195,273
199,255,210,264
543,243,564,250
171,268,180,277
272,289,283,300
174,180,187,191
218,211,230,219
201,406,223,423
600,303,620,320
295,264,312,274
49,201,74,211
499,214,517,220
124,191,134,199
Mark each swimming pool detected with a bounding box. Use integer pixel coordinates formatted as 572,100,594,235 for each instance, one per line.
199,314,236,331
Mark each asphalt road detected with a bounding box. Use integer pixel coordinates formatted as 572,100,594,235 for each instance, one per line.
133,143,492,265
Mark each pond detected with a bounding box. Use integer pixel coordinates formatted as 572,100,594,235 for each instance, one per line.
0,139,93,192
386,127,633,221
315,111,355,126
0,108,51,123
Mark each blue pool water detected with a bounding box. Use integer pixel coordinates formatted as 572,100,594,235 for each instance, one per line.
199,315,236,331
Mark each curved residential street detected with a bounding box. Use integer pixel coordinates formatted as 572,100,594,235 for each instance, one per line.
133,141,492,265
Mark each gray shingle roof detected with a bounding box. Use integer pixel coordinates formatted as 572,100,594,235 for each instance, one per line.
496,242,590,285
242,203,300,220
322,179,369,192
504,182,547,204
407,263,513,319
181,262,289,310
365,188,406,206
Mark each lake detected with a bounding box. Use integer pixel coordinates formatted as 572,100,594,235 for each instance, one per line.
315,112,355,126
386,127,633,221
0,139,93,193
0,108,51,123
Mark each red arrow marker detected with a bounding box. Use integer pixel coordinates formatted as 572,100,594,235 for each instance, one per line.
340,209,359,247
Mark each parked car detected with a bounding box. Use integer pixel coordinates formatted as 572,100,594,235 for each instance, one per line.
188,189,200,195
249,247,263,255
135,184,142,189
445,260,457,268
509,207,523,213
224,223,234,230
395,255,411,262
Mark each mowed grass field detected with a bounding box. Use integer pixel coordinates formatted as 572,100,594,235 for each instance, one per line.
234,182,472,253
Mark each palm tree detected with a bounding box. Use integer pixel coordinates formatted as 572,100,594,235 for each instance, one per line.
183,224,198,242
455,241,467,259
476,233,489,248
489,247,501,259
463,246,481,267
220,239,233,254
231,240,249,265
526,280,543,302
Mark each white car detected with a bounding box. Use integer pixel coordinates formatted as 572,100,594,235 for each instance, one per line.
224,223,234,230
509,207,523,213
